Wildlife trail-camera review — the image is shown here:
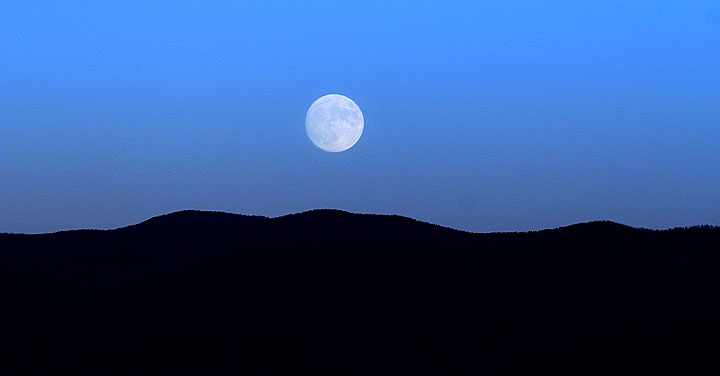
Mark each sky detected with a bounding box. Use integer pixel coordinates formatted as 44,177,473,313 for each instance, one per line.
1,1,719,234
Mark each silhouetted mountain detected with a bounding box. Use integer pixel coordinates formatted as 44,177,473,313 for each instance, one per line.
1,210,718,373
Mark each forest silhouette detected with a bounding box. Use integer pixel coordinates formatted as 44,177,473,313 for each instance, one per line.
1,210,718,373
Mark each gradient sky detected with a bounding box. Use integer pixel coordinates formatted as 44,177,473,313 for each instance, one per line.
2,1,719,233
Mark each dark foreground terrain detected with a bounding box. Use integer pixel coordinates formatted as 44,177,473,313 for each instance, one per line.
1,210,718,373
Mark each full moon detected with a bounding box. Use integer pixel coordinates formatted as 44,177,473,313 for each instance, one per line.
305,94,364,152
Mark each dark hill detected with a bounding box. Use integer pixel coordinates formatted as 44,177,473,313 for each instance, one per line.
1,210,718,373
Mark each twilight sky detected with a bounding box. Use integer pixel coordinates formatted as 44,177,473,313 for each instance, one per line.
1,1,719,233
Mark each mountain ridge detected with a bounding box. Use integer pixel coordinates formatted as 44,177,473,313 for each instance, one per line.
1,209,718,372
0,209,681,236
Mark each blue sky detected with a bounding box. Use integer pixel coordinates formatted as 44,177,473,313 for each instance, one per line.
1,1,719,233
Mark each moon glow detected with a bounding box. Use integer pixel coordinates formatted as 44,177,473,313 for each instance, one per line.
305,94,364,152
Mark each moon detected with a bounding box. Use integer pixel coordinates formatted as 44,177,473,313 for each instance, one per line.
305,94,364,152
